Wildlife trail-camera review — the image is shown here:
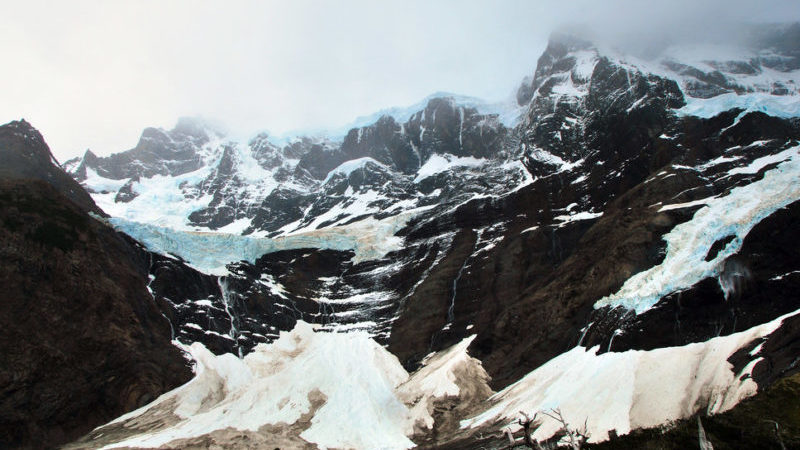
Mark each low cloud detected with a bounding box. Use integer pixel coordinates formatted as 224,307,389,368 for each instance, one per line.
1,0,797,160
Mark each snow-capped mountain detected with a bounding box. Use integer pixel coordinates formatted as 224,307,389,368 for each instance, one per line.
5,22,800,449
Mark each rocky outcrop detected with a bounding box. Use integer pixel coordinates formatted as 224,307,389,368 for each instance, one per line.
0,120,103,216
0,121,192,449
72,117,219,181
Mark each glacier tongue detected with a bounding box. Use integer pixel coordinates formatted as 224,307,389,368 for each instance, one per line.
109,208,425,274
677,92,800,120
595,144,800,314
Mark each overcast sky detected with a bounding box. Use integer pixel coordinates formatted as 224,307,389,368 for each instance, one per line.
1,0,798,161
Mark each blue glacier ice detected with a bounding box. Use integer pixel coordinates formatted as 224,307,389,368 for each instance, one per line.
677,93,800,119
109,211,417,275
595,145,800,314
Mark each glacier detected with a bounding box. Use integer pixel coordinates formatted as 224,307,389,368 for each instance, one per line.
678,92,800,120
595,144,800,314
108,208,424,274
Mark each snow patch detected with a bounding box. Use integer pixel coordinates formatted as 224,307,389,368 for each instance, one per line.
83,168,129,193
414,154,488,183
323,157,386,184
554,211,603,226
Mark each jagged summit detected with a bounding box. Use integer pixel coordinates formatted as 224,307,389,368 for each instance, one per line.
346,90,521,132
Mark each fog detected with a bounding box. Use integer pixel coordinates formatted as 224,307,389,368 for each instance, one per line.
1,0,797,161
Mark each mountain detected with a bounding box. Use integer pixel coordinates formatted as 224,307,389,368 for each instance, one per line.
10,22,800,448
1,120,104,216
0,120,193,449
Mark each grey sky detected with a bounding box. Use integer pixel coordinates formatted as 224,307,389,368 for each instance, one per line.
1,0,798,161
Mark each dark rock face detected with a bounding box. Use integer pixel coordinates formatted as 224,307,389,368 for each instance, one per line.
0,120,103,216
0,121,192,449
73,117,216,181
295,142,346,181
0,180,192,449
402,98,510,162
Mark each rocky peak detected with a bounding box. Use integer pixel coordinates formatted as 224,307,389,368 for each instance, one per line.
295,142,349,181
72,118,223,181
1,119,49,152
0,120,103,215
404,96,509,162
248,133,285,169
280,135,329,160
516,32,594,105
340,114,420,174
515,31,689,165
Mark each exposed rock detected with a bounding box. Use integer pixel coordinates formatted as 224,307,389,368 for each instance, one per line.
0,120,103,216
0,179,192,449
72,117,219,181
0,120,192,449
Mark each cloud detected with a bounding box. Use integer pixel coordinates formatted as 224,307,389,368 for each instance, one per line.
0,0,797,160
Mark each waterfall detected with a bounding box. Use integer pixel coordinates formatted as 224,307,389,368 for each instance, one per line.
446,232,480,327
717,258,752,301
217,276,242,358
146,255,175,341
448,258,469,324
577,321,594,347
607,329,622,352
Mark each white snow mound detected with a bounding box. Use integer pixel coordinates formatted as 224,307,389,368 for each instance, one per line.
462,308,800,443
95,325,489,449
